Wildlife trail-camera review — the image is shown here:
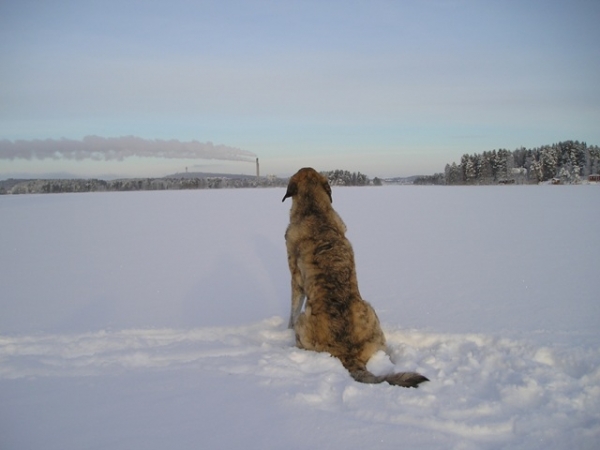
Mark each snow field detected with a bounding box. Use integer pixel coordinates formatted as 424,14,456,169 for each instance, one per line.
2,317,598,449
1,185,599,449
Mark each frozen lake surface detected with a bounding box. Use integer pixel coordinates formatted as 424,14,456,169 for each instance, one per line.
1,185,598,449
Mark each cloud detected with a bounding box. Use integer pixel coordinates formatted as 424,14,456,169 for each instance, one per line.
0,136,257,163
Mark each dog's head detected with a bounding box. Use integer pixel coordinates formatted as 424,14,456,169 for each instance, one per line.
282,167,332,204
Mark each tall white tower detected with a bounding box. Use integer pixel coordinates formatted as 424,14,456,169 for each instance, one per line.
256,158,260,179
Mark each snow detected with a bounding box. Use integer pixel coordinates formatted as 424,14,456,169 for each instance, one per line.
1,185,599,449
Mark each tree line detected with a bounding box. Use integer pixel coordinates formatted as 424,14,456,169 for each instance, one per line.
1,169,375,195
321,170,371,186
1,175,288,195
415,140,600,185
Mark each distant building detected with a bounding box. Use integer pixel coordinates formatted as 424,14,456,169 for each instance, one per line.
588,174,600,182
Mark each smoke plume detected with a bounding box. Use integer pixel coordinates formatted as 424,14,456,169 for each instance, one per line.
0,136,257,163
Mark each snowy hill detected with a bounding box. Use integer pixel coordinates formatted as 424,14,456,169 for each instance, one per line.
1,186,598,449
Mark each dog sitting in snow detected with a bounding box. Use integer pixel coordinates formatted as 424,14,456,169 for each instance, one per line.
282,167,428,387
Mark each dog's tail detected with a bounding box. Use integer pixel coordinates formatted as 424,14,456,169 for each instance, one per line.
342,359,429,388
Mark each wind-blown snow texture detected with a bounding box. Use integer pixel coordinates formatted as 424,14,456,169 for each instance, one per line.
1,186,598,449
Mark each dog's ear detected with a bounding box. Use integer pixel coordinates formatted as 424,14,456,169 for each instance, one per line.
321,179,332,203
282,180,298,202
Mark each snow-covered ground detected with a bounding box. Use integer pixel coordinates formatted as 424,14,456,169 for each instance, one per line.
1,185,598,449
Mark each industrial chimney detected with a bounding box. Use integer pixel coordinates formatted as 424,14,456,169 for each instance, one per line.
256,158,260,179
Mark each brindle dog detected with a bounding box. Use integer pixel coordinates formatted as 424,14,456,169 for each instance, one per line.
282,167,428,387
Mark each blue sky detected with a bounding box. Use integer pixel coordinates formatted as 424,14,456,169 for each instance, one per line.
1,0,599,178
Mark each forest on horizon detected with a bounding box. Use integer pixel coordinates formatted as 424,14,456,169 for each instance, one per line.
416,140,600,185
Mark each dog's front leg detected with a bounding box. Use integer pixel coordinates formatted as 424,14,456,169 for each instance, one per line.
288,275,306,329
288,293,305,329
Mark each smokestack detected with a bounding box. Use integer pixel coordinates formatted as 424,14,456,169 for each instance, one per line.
256,158,260,179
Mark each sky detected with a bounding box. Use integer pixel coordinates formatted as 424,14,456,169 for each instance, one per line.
1,0,599,179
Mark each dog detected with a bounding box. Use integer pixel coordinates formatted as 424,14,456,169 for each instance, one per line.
282,167,428,388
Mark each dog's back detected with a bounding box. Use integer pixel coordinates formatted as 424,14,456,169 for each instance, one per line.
283,168,428,388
